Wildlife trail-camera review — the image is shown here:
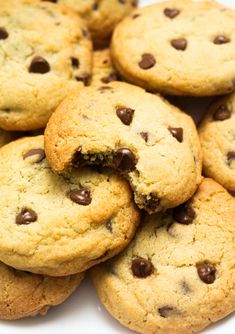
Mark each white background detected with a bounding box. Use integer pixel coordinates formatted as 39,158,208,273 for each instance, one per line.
1,1,234,333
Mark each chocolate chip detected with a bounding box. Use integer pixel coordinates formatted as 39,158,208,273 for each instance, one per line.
16,208,37,225
140,132,148,142
101,72,118,83
168,127,183,143
114,148,137,173
68,188,92,206
92,3,98,10
213,105,231,121
131,257,154,278
72,147,86,168
146,194,160,211
164,8,180,19
158,306,176,318
116,107,135,125
98,86,113,92
119,0,125,4
0,27,9,40
214,35,230,44
23,149,45,163
132,13,140,19
171,38,187,51
227,151,235,164
105,220,113,233
29,56,50,74
138,53,156,70
71,57,79,68
173,202,196,225
132,0,137,6
196,263,216,284
42,0,58,2
75,72,91,86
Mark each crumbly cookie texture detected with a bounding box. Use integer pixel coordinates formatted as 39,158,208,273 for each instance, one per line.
91,49,119,86
0,136,139,276
199,93,235,191
43,0,138,47
0,0,92,131
111,0,235,96
92,178,235,334
0,262,84,320
45,82,202,213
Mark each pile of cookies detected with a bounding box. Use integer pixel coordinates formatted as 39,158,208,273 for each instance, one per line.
0,0,234,333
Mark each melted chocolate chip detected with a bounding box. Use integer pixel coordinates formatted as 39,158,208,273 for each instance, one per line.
158,306,176,318
138,53,156,70
119,0,125,4
196,263,216,284
23,149,45,163
164,8,180,19
43,0,58,2
140,132,148,142
116,107,135,125
0,27,9,40
213,105,231,121
72,148,86,168
214,35,230,44
16,208,37,225
168,127,183,143
81,28,89,38
101,72,118,83
98,86,113,93
92,3,98,10
71,57,79,68
131,257,154,278
171,38,187,51
29,56,50,74
105,220,113,233
75,72,91,86
146,194,160,211
227,151,235,164
132,0,137,6
173,202,196,225
114,148,137,173
68,188,92,206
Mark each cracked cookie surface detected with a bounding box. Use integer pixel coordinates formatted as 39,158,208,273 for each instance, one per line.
42,0,138,47
199,93,235,191
91,49,119,86
0,0,92,131
92,178,235,334
0,136,139,276
111,0,235,96
0,261,84,320
45,82,202,213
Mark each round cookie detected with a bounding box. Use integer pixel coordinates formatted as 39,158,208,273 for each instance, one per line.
0,0,92,131
92,178,235,334
0,262,84,320
45,82,202,213
199,93,235,191
91,49,119,86
0,136,139,276
111,0,235,96
43,0,138,47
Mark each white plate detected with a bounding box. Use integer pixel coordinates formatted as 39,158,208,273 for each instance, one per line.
1,1,234,333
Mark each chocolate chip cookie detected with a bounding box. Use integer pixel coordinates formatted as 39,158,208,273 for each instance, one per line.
43,0,138,47
0,262,84,320
45,82,202,213
91,49,119,86
0,136,139,276
111,0,235,96
92,178,235,334
199,93,235,192
0,0,92,131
